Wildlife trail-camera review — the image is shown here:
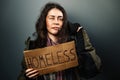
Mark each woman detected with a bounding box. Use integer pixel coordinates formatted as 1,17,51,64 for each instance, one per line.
18,2,101,80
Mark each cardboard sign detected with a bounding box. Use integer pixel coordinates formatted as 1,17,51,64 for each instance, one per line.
24,41,78,75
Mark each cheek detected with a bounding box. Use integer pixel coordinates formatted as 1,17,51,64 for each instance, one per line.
60,22,63,28
46,20,51,29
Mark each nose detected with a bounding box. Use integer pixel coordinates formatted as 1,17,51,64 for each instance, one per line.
54,18,59,25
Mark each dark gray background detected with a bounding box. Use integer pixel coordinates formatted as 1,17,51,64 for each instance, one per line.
0,0,120,80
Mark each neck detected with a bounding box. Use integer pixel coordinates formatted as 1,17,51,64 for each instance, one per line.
48,33,58,43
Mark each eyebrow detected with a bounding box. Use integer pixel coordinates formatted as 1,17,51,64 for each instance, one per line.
48,15,63,18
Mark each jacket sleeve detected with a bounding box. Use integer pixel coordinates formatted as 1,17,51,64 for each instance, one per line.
17,37,36,80
76,28,102,78
82,29,101,70
67,21,102,78
17,57,28,80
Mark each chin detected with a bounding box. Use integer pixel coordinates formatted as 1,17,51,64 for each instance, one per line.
52,31,59,35
52,32,59,36
49,31,60,36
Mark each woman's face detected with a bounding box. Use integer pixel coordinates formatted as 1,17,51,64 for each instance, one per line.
46,8,63,36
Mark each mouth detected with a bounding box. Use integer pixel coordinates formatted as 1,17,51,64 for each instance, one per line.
52,27,61,31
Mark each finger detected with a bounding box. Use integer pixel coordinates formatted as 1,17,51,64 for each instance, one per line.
26,68,34,73
26,69,39,77
28,72,39,78
77,26,83,32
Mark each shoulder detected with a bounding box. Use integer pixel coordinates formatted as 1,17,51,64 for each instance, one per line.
24,37,35,50
68,21,85,34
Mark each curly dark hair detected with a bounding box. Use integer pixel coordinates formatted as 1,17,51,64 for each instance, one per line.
34,2,69,48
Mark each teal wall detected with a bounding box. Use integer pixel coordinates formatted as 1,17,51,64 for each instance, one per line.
0,0,120,80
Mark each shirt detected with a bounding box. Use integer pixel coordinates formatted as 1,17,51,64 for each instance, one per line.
43,36,62,80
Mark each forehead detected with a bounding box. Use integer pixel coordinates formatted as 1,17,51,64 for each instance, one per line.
47,8,63,17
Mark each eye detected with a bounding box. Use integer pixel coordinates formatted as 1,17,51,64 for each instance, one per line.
48,16,55,20
58,17,63,21
49,18,54,20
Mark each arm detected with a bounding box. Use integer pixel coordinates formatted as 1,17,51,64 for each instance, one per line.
68,21,102,78
17,38,40,80
76,28,102,78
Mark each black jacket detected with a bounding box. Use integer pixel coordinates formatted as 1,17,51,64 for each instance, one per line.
18,22,102,80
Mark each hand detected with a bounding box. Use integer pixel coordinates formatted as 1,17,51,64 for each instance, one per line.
25,68,39,78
